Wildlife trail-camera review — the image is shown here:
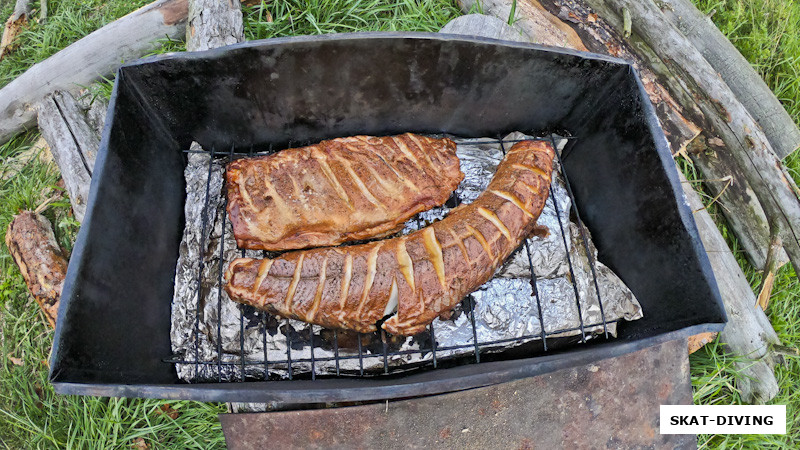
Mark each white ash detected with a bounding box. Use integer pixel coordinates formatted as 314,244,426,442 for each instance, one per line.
170,134,643,382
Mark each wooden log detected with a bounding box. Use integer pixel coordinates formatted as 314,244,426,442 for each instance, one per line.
567,0,785,268
5,211,69,328
0,0,33,59
662,0,800,159
0,0,189,145
679,171,780,403
37,91,102,223
440,14,527,42
459,0,588,50
186,0,244,52
451,6,783,402
456,0,702,161
686,134,788,268
588,0,800,280
535,0,782,269
75,91,109,138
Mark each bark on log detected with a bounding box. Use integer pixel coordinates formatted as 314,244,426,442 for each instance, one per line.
449,6,783,403
0,0,33,59
460,0,588,50
37,91,102,223
688,332,716,354
10,0,32,19
571,0,787,269
5,211,68,328
0,0,189,145
687,135,788,269
456,0,702,160
662,0,800,159
536,0,782,269
679,171,780,403
588,0,800,279
187,0,244,52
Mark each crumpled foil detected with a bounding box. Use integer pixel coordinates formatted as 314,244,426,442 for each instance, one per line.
171,133,643,382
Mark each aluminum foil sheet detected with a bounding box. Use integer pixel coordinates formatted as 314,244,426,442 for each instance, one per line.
170,134,643,382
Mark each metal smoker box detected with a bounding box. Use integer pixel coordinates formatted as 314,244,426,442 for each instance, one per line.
49,33,726,402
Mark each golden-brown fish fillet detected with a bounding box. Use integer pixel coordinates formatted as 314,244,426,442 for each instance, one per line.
226,133,463,251
225,140,555,336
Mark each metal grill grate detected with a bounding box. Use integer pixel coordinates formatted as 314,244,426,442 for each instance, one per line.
166,135,617,382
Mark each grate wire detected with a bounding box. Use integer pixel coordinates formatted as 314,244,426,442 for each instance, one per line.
173,134,613,381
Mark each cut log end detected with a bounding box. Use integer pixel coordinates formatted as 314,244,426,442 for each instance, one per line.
5,211,68,328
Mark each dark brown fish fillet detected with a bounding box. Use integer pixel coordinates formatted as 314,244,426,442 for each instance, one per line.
226,133,463,251
225,140,556,336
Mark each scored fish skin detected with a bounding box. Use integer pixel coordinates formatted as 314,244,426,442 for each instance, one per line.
225,140,556,336
226,133,464,251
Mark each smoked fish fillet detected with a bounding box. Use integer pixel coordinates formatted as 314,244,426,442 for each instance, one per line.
226,134,463,251
225,140,555,336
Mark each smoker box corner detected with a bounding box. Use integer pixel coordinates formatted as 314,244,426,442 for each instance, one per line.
49,32,726,402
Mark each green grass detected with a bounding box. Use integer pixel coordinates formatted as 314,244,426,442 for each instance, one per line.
687,0,800,448
2,0,799,447
242,0,461,38
0,0,462,447
0,0,154,88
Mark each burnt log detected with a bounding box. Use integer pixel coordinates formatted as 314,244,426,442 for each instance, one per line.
5,211,68,328
0,0,189,145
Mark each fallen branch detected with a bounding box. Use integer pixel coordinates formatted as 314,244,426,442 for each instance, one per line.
662,0,800,159
757,222,783,310
5,211,68,328
0,0,189,145
591,0,800,280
